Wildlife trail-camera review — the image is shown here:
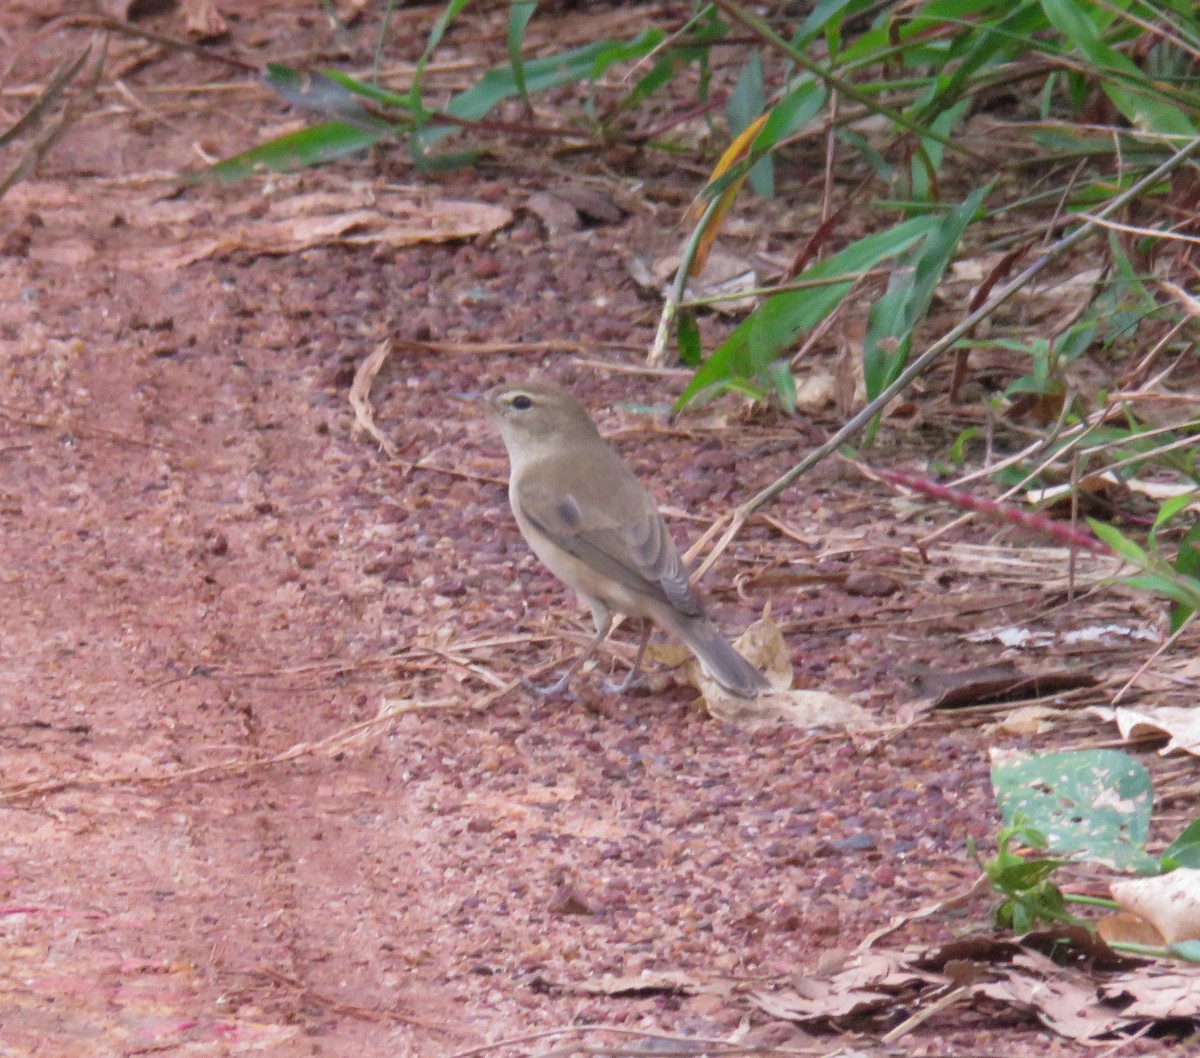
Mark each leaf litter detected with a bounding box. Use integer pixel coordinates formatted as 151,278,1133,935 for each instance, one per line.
750,934,1200,1041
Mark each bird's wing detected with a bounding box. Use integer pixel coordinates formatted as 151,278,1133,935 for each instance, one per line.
515,458,702,618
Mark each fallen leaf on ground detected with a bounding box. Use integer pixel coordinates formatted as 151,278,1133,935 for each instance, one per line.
1089,705,1200,757
183,0,229,40
792,370,837,411
577,970,721,996
1111,870,1200,944
1097,910,1167,947
752,934,1200,1041
990,703,1063,735
905,661,1094,708
703,610,871,728
4,182,512,270
523,191,580,235
632,249,759,316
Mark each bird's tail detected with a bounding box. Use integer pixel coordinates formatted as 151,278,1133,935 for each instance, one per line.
672,614,768,699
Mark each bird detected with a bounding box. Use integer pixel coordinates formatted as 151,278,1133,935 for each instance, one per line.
482,378,767,698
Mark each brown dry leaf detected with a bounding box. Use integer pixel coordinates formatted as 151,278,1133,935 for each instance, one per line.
182,0,228,40
1111,870,1200,944
349,339,400,458
333,0,371,25
906,661,1095,708
752,949,931,1020
633,249,759,316
753,937,1200,1041
552,185,623,224
523,191,580,235
149,192,513,268
703,611,870,729
5,183,512,270
1098,965,1200,1019
1097,910,1167,948
1159,279,1200,319
704,685,872,728
578,970,709,996
649,609,869,727
1088,705,1200,757
979,962,1125,1039
991,704,1063,736
792,370,837,412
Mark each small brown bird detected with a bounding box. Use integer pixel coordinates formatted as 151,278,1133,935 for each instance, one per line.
483,378,766,698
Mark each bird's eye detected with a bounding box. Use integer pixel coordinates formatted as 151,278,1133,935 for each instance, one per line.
510,394,534,411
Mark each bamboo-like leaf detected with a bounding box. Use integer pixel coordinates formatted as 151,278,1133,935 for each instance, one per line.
863,183,990,401
203,121,390,182
674,216,938,410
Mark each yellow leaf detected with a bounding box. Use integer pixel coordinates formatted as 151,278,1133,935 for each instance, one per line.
684,113,768,275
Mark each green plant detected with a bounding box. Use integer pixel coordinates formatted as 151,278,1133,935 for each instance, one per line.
1091,517,1200,633
201,2,1200,434
667,0,1200,410
977,749,1200,960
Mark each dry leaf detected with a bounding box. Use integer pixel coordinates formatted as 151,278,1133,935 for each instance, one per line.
1088,705,1200,757
1097,910,1167,948
1098,966,1200,1019
578,970,714,996
4,182,512,270
1111,870,1200,944
182,0,228,40
634,250,759,316
649,609,871,727
906,661,1094,708
792,370,837,411
751,934,1200,1041
697,613,871,728
992,704,1062,736
552,185,623,224
523,191,580,235
333,0,371,25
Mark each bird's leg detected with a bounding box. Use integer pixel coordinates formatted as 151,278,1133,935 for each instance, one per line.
524,610,612,697
603,621,652,693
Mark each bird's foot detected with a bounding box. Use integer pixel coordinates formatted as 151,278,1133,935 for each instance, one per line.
602,670,646,694
521,673,575,698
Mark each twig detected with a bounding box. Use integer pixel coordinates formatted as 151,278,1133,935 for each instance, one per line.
1110,610,1197,704
880,985,972,1044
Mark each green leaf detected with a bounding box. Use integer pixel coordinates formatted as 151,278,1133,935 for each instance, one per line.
1123,573,1200,613
264,64,401,131
991,749,1159,874
203,121,388,181
1038,0,1196,138
317,68,417,110
424,28,664,145
863,183,990,402
674,216,939,410
767,359,797,411
409,0,474,117
1153,494,1196,534
1174,526,1200,579
728,52,764,135
729,52,770,197
1161,818,1200,870
506,1,538,110
1088,520,1150,565
993,857,1065,890
1170,526,1200,632
676,310,702,366
948,426,980,467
